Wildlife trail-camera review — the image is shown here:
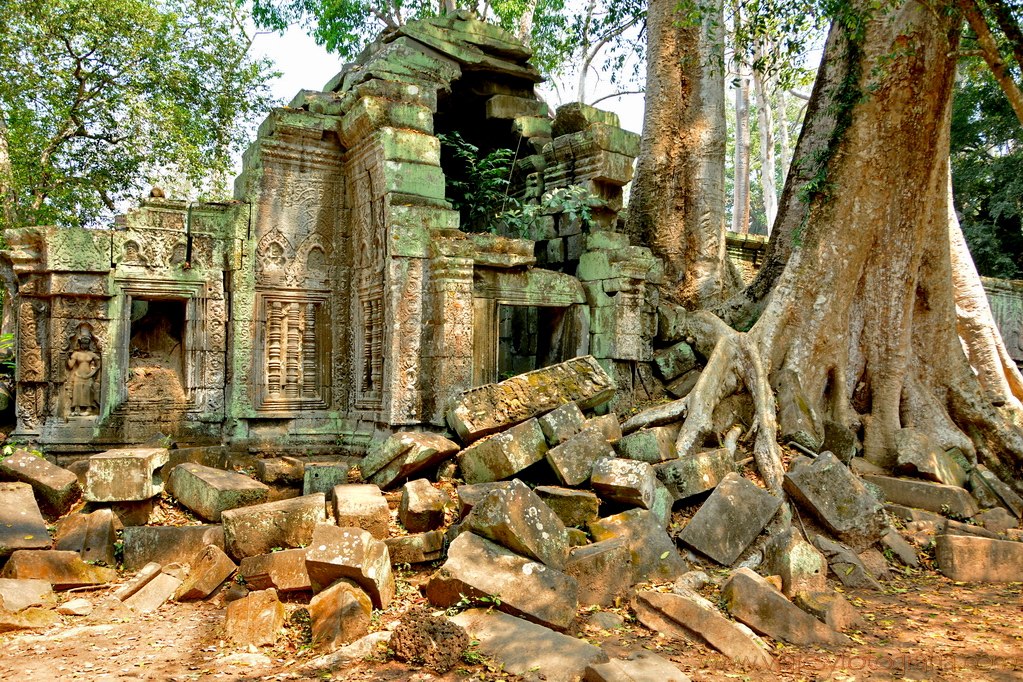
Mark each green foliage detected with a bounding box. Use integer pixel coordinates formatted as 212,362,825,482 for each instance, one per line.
439,132,517,232
0,333,14,375
0,0,276,231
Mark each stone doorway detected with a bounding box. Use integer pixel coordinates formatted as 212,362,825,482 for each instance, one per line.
127,298,187,403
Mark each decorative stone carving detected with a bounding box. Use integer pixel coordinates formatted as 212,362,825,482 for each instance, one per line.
65,324,101,417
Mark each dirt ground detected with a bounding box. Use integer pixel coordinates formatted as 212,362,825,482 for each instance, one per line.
0,567,1020,682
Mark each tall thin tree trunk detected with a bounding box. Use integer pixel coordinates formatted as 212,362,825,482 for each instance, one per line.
777,88,791,186
516,0,538,46
753,41,778,231
0,116,17,231
731,4,751,235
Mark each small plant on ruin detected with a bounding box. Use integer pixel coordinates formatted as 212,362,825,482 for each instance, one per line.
439,132,517,233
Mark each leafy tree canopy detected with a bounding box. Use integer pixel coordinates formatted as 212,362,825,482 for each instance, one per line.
0,0,277,231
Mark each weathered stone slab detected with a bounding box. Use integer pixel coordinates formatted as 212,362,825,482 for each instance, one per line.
305,524,395,608
447,356,615,443
385,531,445,564
762,527,827,597
677,472,782,565
616,426,679,464
455,481,513,518
784,452,887,549
585,651,691,682
813,536,883,590
222,493,325,559
112,562,162,601
935,534,1023,582
881,528,919,567
654,449,734,501
721,568,848,645
0,450,80,515
0,579,54,612
539,402,586,445
1,550,116,589
124,571,182,612
0,482,51,557
632,590,774,669
425,532,579,631
255,456,305,485
666,370,701,399
0,607,60,633
976,507,1017,533
399,479,447,532
390,606,469,673
591,458,656,509
894,429,968,487
585,414,623,444
792,590,866,632
452,608,608,679
302,461,355,499
972,464,1023,518
821,419,857,464
368,432,460,489
310,579,372,651
653,341,697,381
167,463,270,522
175,545,236,600
886,504,1000,539
226,588,285,647
546,427,614,486
84,447,169,502
862,475,979,518
464,479,569,569
239,549,311,593
458,418,548,484
588,508,687,583
534,486,600,528
564,537,632,607
54,508,116,566
333,484,390,540
122,524,225,571
775,370,822,451
57,597,92,616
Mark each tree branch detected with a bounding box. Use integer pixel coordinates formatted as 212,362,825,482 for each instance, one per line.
981,0,1023,73
958,0,1023,126
589,89,645,106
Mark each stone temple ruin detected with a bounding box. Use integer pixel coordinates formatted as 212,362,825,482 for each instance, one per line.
2,12,658,457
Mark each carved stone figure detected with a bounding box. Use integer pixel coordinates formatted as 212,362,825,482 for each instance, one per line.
66,325,101,417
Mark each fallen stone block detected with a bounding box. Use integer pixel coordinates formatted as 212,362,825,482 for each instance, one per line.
862,475,979,519
762,527,827,597
112,562,162,601
813,536,883,590
666,370,700,399
784,452,887,549
885,504,999,539
162,446,229,480
310,579,372,651
590,458,656,509
122,524,225,571
0,579,54,612
588,508,687,583
564,538,632,607
0,606,59,633
225,588,285,647
57,597,93,616
880,528,919,567
894,429,967,487
0,482,51,557
447,355,616,443
54,509,117,566
175,545,236,600
585,651,691,682
458,418,548,484
793,590,866,632
385,531,444,564
858,548,892,581
455,481,513,518
464,479,569,569
654,448,734,501
0,450,81,515
425,532,579,632
124,570,182,613
391,606,469,674
255,456,305,486
821,419,857,464
333,484,390,540
935,534,1023,582
399,479,447,532
677,472,782,565
534,486,600,528
650,480,673,529
539,402,587,446
451,608,608,679
975,507,1017,533
972,465,1023,518
632,590,774,669
167,463,270,522
721,568,848,645
84,447,169,502
775,369,822,451
305,524,395,608
363,432,460,489
222,493,325,559
302,461,355,499
653,341,697,382
546,427,614,486
1,550,116,589
238,549,311,593
617,426,679,463
584,414,623,444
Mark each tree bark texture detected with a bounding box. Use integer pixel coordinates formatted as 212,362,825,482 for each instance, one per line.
753,41,778,230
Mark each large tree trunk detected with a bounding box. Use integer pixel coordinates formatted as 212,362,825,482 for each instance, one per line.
731,2,751,235
629,0,1023,490
627,0,736,309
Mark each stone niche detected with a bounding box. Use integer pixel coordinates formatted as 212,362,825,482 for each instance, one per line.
1,11,663,455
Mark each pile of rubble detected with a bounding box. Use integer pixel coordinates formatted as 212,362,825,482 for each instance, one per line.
1,354,1022,679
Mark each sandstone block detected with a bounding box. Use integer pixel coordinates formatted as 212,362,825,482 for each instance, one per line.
458,418,548,484
894,428,968,487
464,479,569,569
538,402,586,445
972,464,1023,518
655,449,734,501
0,483,51,557
447,356,615,443
935,534,1023,582
332,485,390,540
762,527,827,597
454,481,513,518
54,508,117,566
255,456,304,485
124,571,182,613
881,528,920,567
398,479,447,532
385,531,444,564
0,450,80,514
591,458,656,509
239,549,311,593
225,588,285,647
310,579,372,650
616,426,679,464
167,463,269,522
0,579,54,612
792,589,866,632
821,419,857,464
425,532,579,631
585,651,691,682
588,508,686,583
653,341,697,381
784,452,887,549
564,538,633,607
111,562,162,602
391,607,469,674
584,414,623,444
222,493,325,559
57,597,93,616
305,524,395,608
534,486,600,528
976,507,1017,533
775,369,822,451
362,432,460,489
546,427,614,486
1,550,116,589
122,524,225,570
303,461,357,499
677,472,782,565
0,607,59,633
862,475,979,518
84,447,169,502
813,536,883,590
721,568,848,645
175,545,236,600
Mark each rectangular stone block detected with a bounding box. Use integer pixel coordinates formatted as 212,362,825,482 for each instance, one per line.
333,484,390,540
935,534,1023,582
167,463,270,522
54,509,116,566
84,448,169,502
0,450,80,515
534,486,600,528
564,538,632,607
239,549,311,593
654,448,734,501
222,494,326,559
0,483,50,557
303,461,355,499
652,341,697,382
1,550,116,589
458,419,548,484
591,458,656,509
546,427,614,486
385,531,444,564
616,426,679,464
862,475,979,519
122,525,225,571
